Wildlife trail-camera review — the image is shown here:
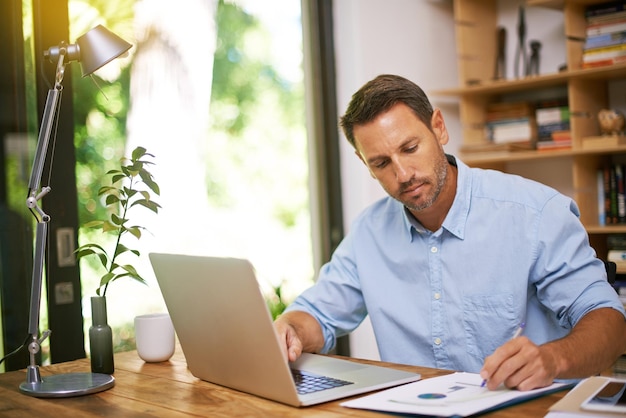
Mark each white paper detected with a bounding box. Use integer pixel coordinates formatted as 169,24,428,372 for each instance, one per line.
544,412,590,418
341,372,570,417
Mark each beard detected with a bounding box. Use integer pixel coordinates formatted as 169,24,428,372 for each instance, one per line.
391,153,449,212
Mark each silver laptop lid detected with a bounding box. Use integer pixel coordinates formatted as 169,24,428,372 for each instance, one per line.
149,253,301,406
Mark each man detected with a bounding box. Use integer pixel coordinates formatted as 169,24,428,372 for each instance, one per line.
274,74,626,391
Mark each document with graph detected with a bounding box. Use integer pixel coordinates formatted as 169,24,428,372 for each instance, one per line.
341,372,572,417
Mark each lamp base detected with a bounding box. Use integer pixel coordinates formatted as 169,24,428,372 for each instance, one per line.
19,372,115,398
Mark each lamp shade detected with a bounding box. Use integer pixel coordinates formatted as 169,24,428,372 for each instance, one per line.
76,25,132,77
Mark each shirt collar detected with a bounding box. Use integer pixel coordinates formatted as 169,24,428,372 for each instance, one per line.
402,154,470,240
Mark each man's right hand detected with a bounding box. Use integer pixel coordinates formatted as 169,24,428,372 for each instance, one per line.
273,310,325,363
274,316,304,362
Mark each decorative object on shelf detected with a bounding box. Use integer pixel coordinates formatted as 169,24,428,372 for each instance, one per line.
527,40,541,76
19,25,131,398
598,109,625,136
494,26,506,80
514,5,527,78
89,296,114,374
583,110,626,150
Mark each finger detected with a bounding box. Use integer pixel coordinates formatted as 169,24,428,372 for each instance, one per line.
275,325,290,361
286,327,303,362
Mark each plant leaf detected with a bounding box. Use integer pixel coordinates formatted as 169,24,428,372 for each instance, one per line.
105,194,120,206
139,171,160,195
131,199,161,213
75,244,109,269
131,146,147,160
120,264,148,286
127,226,142,239
83,220,105,229
111,173,126,184
114,243,132,257
111,214,127,226
99,272,116,288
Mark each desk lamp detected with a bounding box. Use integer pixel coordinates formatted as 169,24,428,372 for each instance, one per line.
19,25,131,398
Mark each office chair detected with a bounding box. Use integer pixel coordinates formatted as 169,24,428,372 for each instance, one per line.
605,260,617,286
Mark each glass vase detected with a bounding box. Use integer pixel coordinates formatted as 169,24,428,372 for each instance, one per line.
89,295,115,374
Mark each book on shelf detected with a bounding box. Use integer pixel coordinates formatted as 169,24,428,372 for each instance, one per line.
550,130,571,141
536,130,571,151
609,249,626,262
459,141,534,154
600,163,626,225
535,106,569,126
485,101,535,121
585,1,626,18
608,250,626,281
611,164,618,223
535,101,570,146
484,101,536,146
608,234,626,250
583,43,626,62
485,117,536,144
538,125,571,139
615,164,626,223
535,139,571,151
586,18,626,36
582,54,626,67
587,10,626,24
599,169,607,225
584,30,626,49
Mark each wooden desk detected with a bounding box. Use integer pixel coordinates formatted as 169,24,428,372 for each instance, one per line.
0,346,568,417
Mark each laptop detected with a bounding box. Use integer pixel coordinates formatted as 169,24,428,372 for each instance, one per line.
149,252,421,407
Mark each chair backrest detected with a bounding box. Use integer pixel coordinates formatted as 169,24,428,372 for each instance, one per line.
605,260,617,285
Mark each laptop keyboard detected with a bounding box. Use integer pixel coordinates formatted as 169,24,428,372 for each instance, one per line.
291,369,354,395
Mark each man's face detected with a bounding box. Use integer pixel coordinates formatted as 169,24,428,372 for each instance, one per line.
353,103,449,213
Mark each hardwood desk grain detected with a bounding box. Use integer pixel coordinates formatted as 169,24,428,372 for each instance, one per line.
0,346,567,417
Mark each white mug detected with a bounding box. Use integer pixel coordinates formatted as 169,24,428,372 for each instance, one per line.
134,313,175,362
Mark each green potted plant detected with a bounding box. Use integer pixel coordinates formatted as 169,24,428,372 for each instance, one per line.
76,146,161,374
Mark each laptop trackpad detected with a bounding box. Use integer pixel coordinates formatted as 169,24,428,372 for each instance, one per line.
292,353,367,375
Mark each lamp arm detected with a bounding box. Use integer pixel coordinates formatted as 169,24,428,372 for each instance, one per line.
22,52,67,381
27,89,62,193
28,47,65,192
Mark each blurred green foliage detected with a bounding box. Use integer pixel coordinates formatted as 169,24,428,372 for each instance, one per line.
64,0,307,352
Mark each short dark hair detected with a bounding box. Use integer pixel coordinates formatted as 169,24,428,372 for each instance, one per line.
339,74,434,148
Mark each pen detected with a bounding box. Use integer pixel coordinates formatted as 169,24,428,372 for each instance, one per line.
481,322,526,388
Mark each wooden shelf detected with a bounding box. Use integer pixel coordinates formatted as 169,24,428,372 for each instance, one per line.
431,62,626,97
585,225,626,234
450,0,626,256
461,144,626,166
582,135,626,150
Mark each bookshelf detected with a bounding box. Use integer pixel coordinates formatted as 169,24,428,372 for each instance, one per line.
433,0,626,272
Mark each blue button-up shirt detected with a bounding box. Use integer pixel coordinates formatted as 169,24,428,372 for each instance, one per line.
287,156,626,372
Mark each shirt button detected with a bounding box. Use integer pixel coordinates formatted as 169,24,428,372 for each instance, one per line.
434,292,441,300
434,338,442,345
431,246,438,253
